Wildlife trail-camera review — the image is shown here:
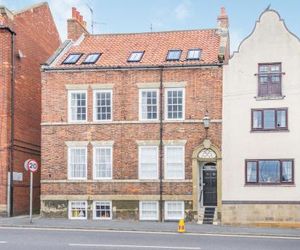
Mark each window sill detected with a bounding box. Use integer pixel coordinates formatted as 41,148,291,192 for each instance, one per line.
250,129,289,133
255,95,285,101
244,184,295,187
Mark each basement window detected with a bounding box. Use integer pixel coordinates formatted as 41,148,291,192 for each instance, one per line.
187,49,201,60
128,51,144,62
82,53,101,64
93,201,112,220
165,201,184,220
166,50,182,61
139,201,159,220
69,201,87,219
63,53,82,64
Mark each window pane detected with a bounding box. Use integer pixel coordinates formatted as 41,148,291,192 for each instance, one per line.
70,92,87,121
253,111,262,129
69,148,86,179
263,110,275,129
140,147,158,179
246,162,257,182
83,53,100,64
95,91,112,121
64,54,81,64
167,89,184,119
165,147,184,179
166,201,184,220
94,201,111,219
276,110,286,128
128,52,144,62
141,90,158,120
140,201,158,220
187,49,200,60
70,201,86,219
258,161,280,183
167,50,181,60
94,147,112,178
282,161,293,182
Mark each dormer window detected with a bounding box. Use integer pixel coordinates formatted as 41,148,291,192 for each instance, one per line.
63,53,82,64
128,51,144,62
166,50,182,61
187,49,201,60
257,63,282,97
82,53,101,64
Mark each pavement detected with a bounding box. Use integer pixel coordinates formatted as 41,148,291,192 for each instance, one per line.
0,215,300,237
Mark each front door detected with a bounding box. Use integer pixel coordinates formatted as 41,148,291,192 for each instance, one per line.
202,164,217,206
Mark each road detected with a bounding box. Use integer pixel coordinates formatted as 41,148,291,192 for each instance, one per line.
0,226,299,250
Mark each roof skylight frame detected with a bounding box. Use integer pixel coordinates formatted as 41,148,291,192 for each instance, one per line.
166,49,182,61
127,51,144,62
62,53,83,64
82,53,101,64
186,48,201,60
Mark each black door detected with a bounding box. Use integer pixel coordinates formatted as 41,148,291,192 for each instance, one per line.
203,170,217,206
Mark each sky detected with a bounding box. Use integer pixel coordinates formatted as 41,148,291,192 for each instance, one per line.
1,0,300,52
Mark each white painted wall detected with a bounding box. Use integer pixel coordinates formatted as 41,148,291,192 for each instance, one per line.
222,10,300,201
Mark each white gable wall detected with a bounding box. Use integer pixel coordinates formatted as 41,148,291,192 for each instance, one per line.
223,10,300,202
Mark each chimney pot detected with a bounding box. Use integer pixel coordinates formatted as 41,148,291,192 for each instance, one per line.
217,7,229,29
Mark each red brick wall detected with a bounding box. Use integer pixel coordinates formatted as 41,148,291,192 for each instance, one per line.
0,30,12,211
0,3,60,215
41,67,222,198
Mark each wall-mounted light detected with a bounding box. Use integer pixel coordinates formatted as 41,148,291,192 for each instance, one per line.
203,111,211,129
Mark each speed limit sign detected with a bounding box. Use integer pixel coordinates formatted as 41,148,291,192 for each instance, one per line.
28,159,38,172
24,159,39,172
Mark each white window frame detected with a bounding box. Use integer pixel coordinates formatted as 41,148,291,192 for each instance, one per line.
68,90,88,123
164,145,185,180
68,146,88,180
139,89,159,121
138,146,159,180
93,146,113,180
93,201,112,220
165,201,184,220
164,88,185,121
68,201,87,220
93,89,113,122
139,201,159,221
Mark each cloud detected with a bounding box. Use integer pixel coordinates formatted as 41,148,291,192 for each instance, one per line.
174,0,191,20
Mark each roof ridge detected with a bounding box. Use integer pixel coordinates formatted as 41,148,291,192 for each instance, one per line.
13,2,48,15
87,28,218,37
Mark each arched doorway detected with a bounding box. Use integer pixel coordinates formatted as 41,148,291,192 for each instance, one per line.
192,139,222,223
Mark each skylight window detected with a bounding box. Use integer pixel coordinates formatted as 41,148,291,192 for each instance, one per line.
187,49,201,60
63,53,82,64
128,51,144,62
166,50,182,61
82,53,101,64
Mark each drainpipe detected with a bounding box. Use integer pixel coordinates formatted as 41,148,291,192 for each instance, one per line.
159,66,164,222
9,31,16,217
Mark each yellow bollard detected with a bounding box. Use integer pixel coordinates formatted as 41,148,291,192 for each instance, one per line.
178,219,186,233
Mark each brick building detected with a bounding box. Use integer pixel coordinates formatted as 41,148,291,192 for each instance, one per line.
0,3,60,216
41,7,229,222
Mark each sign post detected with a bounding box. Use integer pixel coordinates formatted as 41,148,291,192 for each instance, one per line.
24,159,38,224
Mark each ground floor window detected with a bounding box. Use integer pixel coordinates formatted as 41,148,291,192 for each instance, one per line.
93,201,112,220
165,201,184,220
139,201,159,220
69,201,87,219
246,159,294,184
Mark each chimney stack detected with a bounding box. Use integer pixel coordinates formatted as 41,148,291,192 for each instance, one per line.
217,7,229,64
217,7,229,30
67,7,89,41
